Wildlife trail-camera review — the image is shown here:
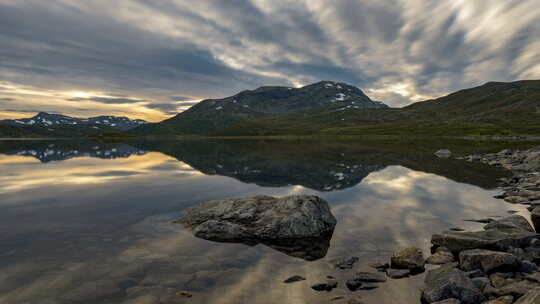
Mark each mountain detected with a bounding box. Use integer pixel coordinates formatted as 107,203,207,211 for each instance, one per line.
210,80,540,136
0,112,148,137
1,112,147,130
131,81,388,135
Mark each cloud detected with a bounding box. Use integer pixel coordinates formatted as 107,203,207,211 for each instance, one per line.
144,101,200,115
0,0,539,113
169,96,193,101
66,97,145,104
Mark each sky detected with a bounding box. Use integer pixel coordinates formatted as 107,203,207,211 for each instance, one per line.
1,0,539,122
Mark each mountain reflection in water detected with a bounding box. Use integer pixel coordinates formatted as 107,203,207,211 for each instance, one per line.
0,139,536,304
0,139,513,190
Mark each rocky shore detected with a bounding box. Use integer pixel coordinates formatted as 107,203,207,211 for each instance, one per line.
415,146,540,303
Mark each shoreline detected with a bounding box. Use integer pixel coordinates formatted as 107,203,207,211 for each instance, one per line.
3,135,540,142
415,146,540,303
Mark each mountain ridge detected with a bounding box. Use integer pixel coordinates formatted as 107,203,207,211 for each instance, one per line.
2,80,540,138
0,112,148,137
131,80,388,136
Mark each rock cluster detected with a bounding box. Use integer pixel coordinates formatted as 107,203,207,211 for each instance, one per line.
422,146,540,304
423,214,540,303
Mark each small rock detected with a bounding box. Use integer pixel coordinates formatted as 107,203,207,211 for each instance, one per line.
504,196,529,204
345,279,363,291
176,291,193,298
391,247,425,274
350,272,387,283
449,227,466,232
427,247,455,265
368,261,389,271
346,272,386,291
464,218,494,224
333,256,360,269
358,283,379,290
471,277,490,290
330,296,346,301
435,149,452,158
386,269,410,279
506,210,519,214
311,280,338,292
283,275,306,283
459,249,518,273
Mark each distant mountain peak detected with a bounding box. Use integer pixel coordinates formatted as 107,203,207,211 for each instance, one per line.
0,112,148,132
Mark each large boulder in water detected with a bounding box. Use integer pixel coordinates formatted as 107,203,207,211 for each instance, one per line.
176,195,337,260
431,215,539,254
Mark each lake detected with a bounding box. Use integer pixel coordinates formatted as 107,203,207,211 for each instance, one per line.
0,139,537,304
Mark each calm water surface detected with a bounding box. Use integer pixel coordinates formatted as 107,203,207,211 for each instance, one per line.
0,139,536,304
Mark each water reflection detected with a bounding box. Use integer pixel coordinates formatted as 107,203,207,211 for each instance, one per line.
0,139,535,304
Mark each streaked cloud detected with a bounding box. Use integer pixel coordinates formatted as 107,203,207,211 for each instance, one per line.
0,0,539,120
66,97,145,104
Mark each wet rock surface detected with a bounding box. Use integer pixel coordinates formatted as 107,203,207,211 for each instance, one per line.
390,247,425,273
177,195,336,260
283,275,306,283
421,263,485,304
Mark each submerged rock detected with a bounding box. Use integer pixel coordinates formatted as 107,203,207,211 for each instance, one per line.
177,195,337,260
431,215,538,253
350,272,387,283
435,149,452,158
368,261,389,271
311,278,338,292
332,256,359,270
386,269,410,279
390,247,425,273
283,275,306,283
421,263,484,304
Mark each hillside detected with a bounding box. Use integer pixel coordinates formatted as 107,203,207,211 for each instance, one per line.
215,80,540,136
